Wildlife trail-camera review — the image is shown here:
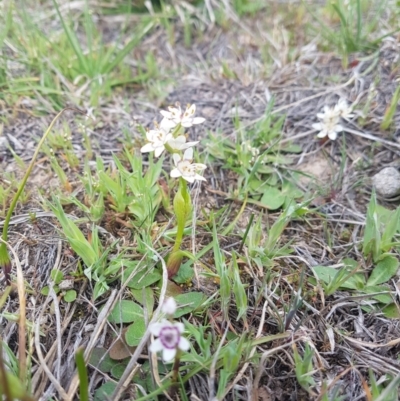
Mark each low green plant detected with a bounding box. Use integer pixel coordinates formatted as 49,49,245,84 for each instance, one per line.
41,269,77,303
0,108,84,284
48,197,121,299
309,0,397,67
206,104,303,210
293,342,316,395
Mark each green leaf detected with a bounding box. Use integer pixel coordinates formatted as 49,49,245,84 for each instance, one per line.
125,318,146,347
94,382,117,401
64,289,77,303
51,269,64,284
231,254,248,321
108,300,143,324
127,269,161,290
362,285,392,304
110,363,128,380
367,255,399,286
41,286,50,296
173,292,205,318
382,207,400,251
173,259,194,284
362,191,381,261
89,348,116,373
382,304,400,319
131,287,154,316
260,186,285,210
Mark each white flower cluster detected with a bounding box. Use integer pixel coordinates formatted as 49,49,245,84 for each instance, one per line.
312,98,354,141
141,103,207,183
149,297,190,362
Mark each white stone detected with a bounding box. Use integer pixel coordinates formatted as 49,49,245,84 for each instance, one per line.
372,167,400,198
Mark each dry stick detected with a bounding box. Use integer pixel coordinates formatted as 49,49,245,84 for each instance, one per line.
0,238,27,384
344,127,400,150
32,281,88,398
252,338,303,398
48,286,62,382
35,296,69,400
110,245,169,400
65,289,118,400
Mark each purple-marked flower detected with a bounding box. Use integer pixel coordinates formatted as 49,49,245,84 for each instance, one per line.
149,319,190,362
160,103,205,128
162,297,177,315
170,147,207,183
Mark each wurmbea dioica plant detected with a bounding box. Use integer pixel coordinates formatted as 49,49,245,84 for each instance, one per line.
312,98,354,141
141,103,206,277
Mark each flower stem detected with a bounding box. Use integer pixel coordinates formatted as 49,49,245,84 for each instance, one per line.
0,107,86,284
169,349,182,397
172,178,190,253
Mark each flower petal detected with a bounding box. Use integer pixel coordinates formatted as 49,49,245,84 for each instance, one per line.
172,153,181,166
317,131,327,138
181,121,193,128
160,117,177,131
162,348,176,362
141,143,155,153
182,175,195,183
149,322,164,336
183,147,193,160
154,146,165,158
175,322,185,333
149,338,163,353
194,174,207,182
170,168,182,178
312,123,322,130
178,336,190,351
328,131,338,140
160,110,173,119
192,117,205,125
194,163,207,171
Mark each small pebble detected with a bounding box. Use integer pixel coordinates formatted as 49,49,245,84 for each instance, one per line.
372,167,400,198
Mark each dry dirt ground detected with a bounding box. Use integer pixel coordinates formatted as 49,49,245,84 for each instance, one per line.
1,2,400,401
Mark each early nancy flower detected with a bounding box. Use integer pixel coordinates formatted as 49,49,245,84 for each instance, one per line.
140,127,172,158
170,147,207,183
334,98,354,119
168,135,199,152
312,119,343,141
160,103,205,128
149,319,190,362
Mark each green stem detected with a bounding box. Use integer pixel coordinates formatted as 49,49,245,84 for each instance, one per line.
0,107,86,283
172,178,189,253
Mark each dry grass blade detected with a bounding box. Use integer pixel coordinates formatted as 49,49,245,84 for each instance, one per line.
0,238,27,384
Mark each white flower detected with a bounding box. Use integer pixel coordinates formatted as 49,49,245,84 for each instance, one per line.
170,147,207,183
149,319,190,362
316,105,338,122
167,135,199,151
312,119,343,140
334,98,354,119
160,103,206,128
162,297,177,315
159,117,176,133
140,127,172,158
